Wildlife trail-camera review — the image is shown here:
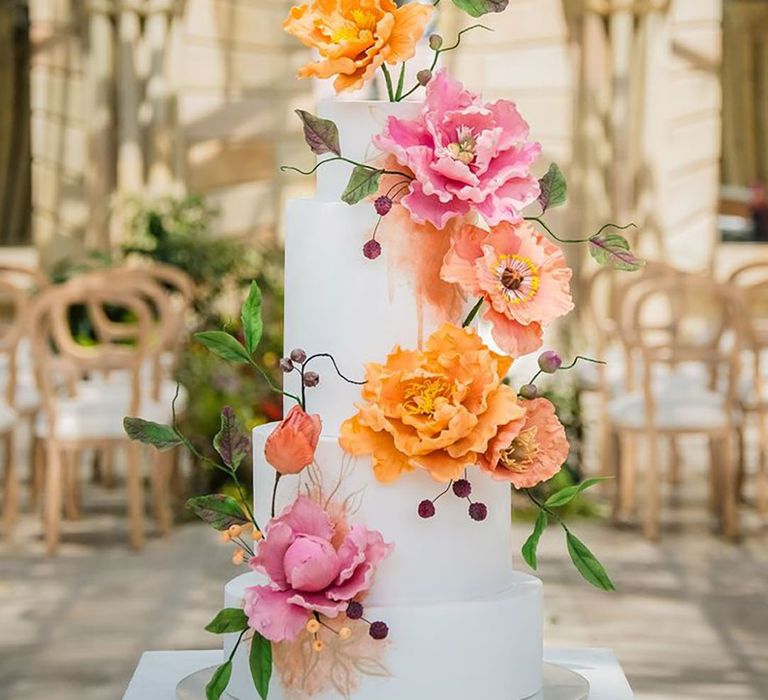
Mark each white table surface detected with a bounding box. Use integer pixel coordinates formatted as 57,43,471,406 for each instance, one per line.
123,648,634,699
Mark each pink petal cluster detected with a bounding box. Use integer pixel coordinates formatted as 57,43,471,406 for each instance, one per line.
373,70,542,230
244,497,393,643
442,221,574,357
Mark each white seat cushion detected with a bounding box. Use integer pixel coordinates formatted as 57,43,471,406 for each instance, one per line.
76,375,188,411
608,386,735,431
35,396,172,441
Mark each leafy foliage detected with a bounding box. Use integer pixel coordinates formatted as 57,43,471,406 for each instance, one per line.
521,509,548,570
206,661,233,700
214,407,251,471
566,532,616,591
295,110,341,157
249,632,273,700
205,608,249,635
342,166,382,205
123,418,182,451
186,494,251,531
589,230,645,271
451,0,509,17
538,163,568,212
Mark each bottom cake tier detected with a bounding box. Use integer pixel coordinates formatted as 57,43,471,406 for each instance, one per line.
223,571,544,700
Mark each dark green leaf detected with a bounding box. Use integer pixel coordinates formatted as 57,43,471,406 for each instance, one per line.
241,282,264,355
588,233,645,272
544,477,611,509
123,417,182,451
566,532,616,591
295,110,341,157
451,0,509,17
538,163,568,212
195,331,252,364
249,631,273,700
214,407,250,470
341,166,382,205
205,608,249,635
186,494,249,531
522,509,548,570
206,661,232,700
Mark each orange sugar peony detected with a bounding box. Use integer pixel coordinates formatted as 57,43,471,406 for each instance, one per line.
479,397,569,489
284,0,433,94
340,324,525,483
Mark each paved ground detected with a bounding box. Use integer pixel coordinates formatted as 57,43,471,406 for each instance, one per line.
1,446,767,700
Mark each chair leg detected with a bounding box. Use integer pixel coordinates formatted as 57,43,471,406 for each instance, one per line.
719,433,741,541
30,436,45,511
151,450,174,536
2,431,19,539
62,449,80,521
615,432,637,522
103,446,116,489
756,413,768,519
126,442,145,550
668,437,682,487
44,443,63,555
707,437,724,519
644,431,662,541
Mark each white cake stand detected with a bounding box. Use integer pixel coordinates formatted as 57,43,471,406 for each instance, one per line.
176,663,590,700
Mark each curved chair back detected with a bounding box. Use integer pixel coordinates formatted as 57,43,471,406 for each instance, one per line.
0,278,29,406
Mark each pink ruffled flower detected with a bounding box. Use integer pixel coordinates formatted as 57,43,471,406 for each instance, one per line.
373,70,542,230
479,398,569,489
442,220,574,357
244,497,393,643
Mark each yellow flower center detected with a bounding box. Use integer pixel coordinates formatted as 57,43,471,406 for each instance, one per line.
331,9,377,43
500,427,540,473
404,378,451,418
495,254,540,305
447,126,477,165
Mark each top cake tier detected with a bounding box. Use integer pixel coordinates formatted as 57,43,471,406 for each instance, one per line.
315,100,422,201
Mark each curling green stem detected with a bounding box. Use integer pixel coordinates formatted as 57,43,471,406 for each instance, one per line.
526,217,638,245
398,24,492,101
524,489,571,534
462,297,484,328
281,156,413,182
271,473,282,518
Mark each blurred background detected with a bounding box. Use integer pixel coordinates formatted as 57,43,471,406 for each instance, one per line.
1,0,767,699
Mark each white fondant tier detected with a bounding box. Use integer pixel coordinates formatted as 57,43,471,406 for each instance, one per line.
224,571,544,700
315,100,422,202
253,424,516,607
282,199,461,434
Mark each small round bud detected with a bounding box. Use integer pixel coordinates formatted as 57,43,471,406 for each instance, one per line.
418,499,436,519
538,350,563,374
306,619,321,634
339,627,353,640
469,502,488,522
313,640,325,652
290,348,307,364
417,69,432,87
303,371,320,388
369,621,389,640
228,524,243,539
279,358,294,373
232,549,245,565
429,34,443,51
252,529,263,541
363,239,382,260
452,479,472,499
220,531,231,544
375,196,393,217
519,383,539,400
346,601,364,620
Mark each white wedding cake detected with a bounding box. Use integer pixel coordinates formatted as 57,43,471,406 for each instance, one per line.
222,102,544,700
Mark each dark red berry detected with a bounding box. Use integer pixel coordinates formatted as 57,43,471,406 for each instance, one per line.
303,371,320,387
453,479,472,499
346,601,364,620
290,348,307,364
279,358,294,373
418,499,436,519
369,621,389,640
469,502,488,522
363,239,382,260
538,350,563,374
375,196,393,216
519,383,539,400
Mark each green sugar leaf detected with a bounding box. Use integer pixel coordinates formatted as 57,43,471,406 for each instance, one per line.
295,110,341,157
566,532,616,591
588,232,645,272
341,166,382,205
206,661,232,700
214,407,250,470
538,163,568,212
123,417,182,451
186,494,250,531
522,509,548,570
241,282,264,355
205,608,249,635
451,0,509,17
544,477,612,509
195,331,252,364
250,631,273,700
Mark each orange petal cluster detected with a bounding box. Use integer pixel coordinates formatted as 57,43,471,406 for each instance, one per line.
340,324,526,483
265,405,322,475
284,0,433,93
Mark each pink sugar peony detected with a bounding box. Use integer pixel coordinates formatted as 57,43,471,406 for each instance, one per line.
442,220,574,357
244,497,393,643
479,398,569,489
373,70,542,230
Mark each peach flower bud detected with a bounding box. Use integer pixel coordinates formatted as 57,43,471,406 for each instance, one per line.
306,619,321,634
264,405,322,475
220,531,231,544
228,524,243,539
232,549,245,566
